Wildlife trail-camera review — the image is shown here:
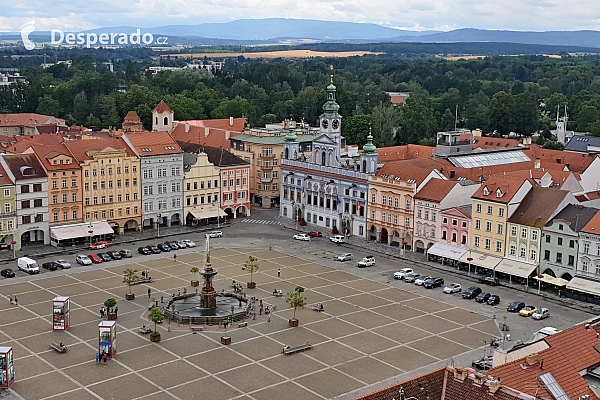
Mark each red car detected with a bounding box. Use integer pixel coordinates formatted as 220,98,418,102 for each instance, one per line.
307,231,322,237
88,254,103,263
90,241,110,250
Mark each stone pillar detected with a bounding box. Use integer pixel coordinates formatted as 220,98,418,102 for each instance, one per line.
388,234,393,246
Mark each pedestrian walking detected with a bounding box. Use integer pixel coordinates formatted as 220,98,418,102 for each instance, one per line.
267,314,271,323
114,307,118,317
173,254,177,262
100,307,104,318
148,288,151,298
103,353,107,364
277,268,281,278
141,271,146,278
95,352,99,364
183,288,187,295
9,295,12,305
14,296,18,306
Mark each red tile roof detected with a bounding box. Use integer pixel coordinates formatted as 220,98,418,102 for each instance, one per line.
152,100,173,114
490,321,600,400
0,163,14,186
376,144,436,162
525,144,596,173
581,211,600,234
472,175,532,204
124,111,141,122
0,113,59,128
376,159,443,185
123,131,182,156
170,123,242,149
2,153,47,180
64,137,136,162
415,179,458,202
29,143,80,171
507,186,570,227
472,137,522,149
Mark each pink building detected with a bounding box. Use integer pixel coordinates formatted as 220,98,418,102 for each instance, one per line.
440,205,472,248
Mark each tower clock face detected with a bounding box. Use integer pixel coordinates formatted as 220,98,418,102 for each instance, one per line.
332,119,340,130
321,119,329,129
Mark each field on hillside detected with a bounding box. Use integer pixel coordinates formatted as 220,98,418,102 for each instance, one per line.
159,49,384,59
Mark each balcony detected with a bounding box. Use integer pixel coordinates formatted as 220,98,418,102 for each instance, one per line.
259,153,275,158
261,178,273,183
437,139,471,146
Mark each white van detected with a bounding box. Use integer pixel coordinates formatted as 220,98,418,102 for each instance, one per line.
18,257,39,274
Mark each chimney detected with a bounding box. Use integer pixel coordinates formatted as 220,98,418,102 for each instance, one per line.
489,379,502,394
557,158,562,164
230,117,234,127
185,123,189,133
204,127,210,137
535,158,541,169
450,170,455,178
225,130,230,140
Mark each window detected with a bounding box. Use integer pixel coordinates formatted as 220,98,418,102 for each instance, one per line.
510,245,516,256
171,183,181,192
559,224,564,231
85,198,90,206
381,212,386,222
568,255,574,266
496,241,502,253
72,193,77,202
371,211,375,220
530,249,537,260
52,195,58,204
394,215,398,225
498,208,504,217
20,185,29,193
556,252,562,263
84,170,89,177
394,198,399,208
474,235,480,248
558,237,563,246
62,194,67,203
117,167,121,174
570,240,575,248
520,247,526,258
84,183,89,191
486,221,492,232
476,203,482,213
157,168,167,178
171,167,180,176
461,235,466,244
511,226,517,236
485,238,491,250
442,230,447,240
3,189,8,197
583,260,589,270
33,184,42,192
418,209,422,218
475,219,481,230
158,184,167,194
487,205,493,215
93,182,98,190
62,179,67,188
53,212,58,222
63,211,68,220
544,250,550,260
521,228,527,239
34,199,42,207
93,197,98,205
545,234,551,243
406,200,411,210
101,196,106,204
382,195,387,206
497,223,503,235
405,217,410,227
371,193,376,203
584,242,590,253
4,203,10,213
532,230,538,241
52,180,58,189
432,213,436,222
387,214,392,223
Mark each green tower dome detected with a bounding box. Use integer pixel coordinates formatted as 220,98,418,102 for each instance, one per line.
284,123,298,142
363,127,377,154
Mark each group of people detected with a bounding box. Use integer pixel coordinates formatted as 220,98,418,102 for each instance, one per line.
8,295,18,305
95,352,109,364
99,307,118,318
272,289,283,296
232,281,244,293
59,343,67,352
140,271,152,280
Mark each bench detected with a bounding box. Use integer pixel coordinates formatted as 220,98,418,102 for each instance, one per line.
190,326,204,332
139,327,152,334
283,343,312,355
50,342,67,353
272,291,283,297
131,278,154,285
238,322,248,328
310,304,325,312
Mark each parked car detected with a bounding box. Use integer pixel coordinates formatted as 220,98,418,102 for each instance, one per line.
357,256,375,267
206,231,223,238
165,241,179,250
119,249,133,258
307,231,322,237
394,268,414,280
90,241,110,250
475,292,491,303
157,243,171,252
18,257,39,274
479,276,500,286
97,253,112,262
520,305,538,317
462,286,482,299
293,234,310,241
507,301,526,312
108,251,122,260
404,273,422,283
76,254,92,265
88,254,103,264
42,262,60,271
183,239,196,247
472,355,493,370
330,235,345,243
415,275,433,286
55,259,71,269
1,268,15,278
487,295,501,306
337,253,352,261
149,245,161,254
424,277,444,289
138,247,151,255
443,283,462,294
532,307,550,320
176,240,187,248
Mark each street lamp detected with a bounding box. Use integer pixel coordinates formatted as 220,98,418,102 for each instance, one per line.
88,230,94,247
402,241,408,257
467,257,473,276
11,240,16,259
156,214,162,237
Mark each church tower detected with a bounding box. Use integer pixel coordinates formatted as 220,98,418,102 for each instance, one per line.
319,73,342,145
556,105,568,145
152,100,174,131
283,123,299,161
359,127,378,174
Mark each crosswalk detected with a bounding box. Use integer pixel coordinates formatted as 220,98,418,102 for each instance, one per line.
239,218,282,225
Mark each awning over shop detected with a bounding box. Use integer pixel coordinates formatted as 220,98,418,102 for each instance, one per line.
459,251,502,270
534,274,569,286
567,277,600,296
188,207,227,220
426,242,468,261
495,259,537,278
50,221,114,241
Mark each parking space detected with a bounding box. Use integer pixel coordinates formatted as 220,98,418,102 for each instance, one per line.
0,247,500,400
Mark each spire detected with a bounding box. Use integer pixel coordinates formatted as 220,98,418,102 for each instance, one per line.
363,126,376,154
322,67,341,118
284,121,298,143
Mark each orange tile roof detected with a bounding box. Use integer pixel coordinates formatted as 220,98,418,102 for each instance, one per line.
180,118,247,133
152,100,173,114
14,134,66,145
581,211,600,234
0,113,57,128
472,175,532,204
490,321,600,400
123,111,140,122
525,144,596,173
170,123,242,149
472,137,521,149
415,179,458,202
64,137,136,162
29,143,80,171
376,144,436,162
0,163,14,186
375,159,444,185
2,153,47,180
123,131,182,156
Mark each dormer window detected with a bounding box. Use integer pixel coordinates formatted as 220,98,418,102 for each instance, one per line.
496,188,503,198
482,187,490,196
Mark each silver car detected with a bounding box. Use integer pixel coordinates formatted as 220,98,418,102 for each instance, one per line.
176,240,187,248
414,275,432,286
337,253,352,261
443,283,462,294
55,259,71,269
76,255,92,265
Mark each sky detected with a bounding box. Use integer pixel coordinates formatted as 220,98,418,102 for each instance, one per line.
1,0,600,32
